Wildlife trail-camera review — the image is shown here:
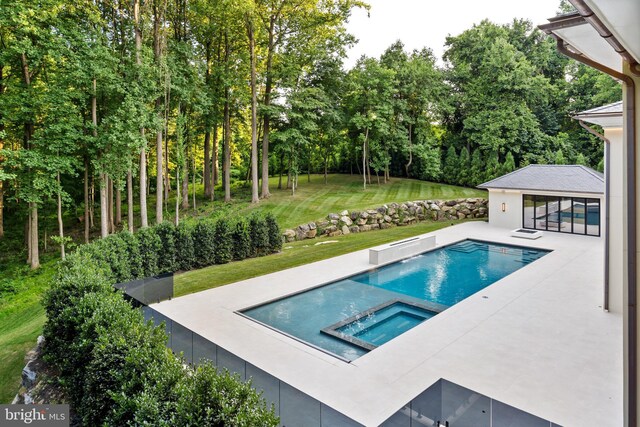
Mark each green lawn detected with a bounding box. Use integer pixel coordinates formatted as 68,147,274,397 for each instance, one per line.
115,174,485,230
175,220,463,297
0,261,55,403
214,174,486,228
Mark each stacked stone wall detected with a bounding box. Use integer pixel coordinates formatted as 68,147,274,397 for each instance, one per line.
282,198,488,242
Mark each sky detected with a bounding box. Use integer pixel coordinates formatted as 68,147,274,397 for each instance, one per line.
344,0,562,68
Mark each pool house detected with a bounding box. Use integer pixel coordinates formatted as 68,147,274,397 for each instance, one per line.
478,164,604,237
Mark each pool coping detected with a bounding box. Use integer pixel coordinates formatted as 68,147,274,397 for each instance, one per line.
152,221,621,426
319,299,446,352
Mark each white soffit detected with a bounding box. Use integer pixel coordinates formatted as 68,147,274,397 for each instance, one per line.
576,116,623,128
554,24,622,72
585,0,640,65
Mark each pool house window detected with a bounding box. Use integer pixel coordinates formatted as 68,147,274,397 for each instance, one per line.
522,194,600,236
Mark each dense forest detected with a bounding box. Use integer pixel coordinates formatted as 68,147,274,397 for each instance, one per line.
0,0,621,268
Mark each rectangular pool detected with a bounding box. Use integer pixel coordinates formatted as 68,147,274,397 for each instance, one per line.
240,239,549,361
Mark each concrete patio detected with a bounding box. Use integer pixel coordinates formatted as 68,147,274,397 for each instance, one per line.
152,221,622,426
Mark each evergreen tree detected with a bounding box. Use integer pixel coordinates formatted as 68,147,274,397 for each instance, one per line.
457,147,471,186
470,149,484,186
502,152,516,175
442,146,459,184
485,151,500,182
575,153,588,166
555,149,567,165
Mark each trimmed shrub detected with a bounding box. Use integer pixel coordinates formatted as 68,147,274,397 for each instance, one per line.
155,222,179,273
42,213,283,427
175,222,195,271
192,220,216,267
42,253,114,371
265,213,282,253
137,226,163,277
213,218,232,264
51,292,127,408
173,363,278,427
231,220,251,261
78,299,169,426
118,231,144,279
248,215,269,257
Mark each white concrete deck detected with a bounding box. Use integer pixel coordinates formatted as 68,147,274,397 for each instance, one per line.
152,222,622,426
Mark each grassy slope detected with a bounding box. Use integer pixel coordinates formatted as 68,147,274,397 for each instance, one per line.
0,261,55,403
0,174,485,402
206,174,486,228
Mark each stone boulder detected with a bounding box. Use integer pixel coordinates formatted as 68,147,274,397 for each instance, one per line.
283,229,296,242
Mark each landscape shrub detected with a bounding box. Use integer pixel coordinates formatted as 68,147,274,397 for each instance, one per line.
77,298,169,426
175,222,195,271
172,363,279,427
213,218,232,264
41,213,282,426
231,220,251,260
192,220,216,267
248,214,269,257
265,213,282,253
155,222,179,273
42,253,114,372
117,231,143,279
51,292,128,408
136,226,163,277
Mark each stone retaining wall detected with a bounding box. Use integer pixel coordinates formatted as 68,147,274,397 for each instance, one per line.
283,198,488,242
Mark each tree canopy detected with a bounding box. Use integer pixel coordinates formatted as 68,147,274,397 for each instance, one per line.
0,1,621,268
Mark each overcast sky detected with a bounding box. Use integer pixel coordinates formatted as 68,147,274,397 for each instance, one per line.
344,0,561,68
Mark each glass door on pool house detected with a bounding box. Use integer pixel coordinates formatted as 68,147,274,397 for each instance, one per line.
522,194,600,236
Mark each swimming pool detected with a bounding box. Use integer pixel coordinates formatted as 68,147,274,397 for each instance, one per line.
241,239,549,361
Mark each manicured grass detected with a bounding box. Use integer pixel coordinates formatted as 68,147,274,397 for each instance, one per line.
0,261,55,403
175,220,461,297
199,174,486,229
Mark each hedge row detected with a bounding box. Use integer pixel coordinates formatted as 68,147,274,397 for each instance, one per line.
41,214,282,426
74,213,282,284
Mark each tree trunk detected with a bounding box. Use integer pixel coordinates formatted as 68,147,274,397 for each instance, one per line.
100,174,108,238
181,156,189,210
135,0,148,228
363,128,368,191
84,157,90,242
90,175,95,228
192,154,196,211
154,1,164,223
324,156,328,184
278,152,284,190
223,96,231,202
204,130,211,198
405,123,412,177
247,19,259,204
127,169,134,232
115,185,122,226
108,177,115,233
22,51,38,268
175,168,180,226
212,125,219,187
57,172,65,260
29,203,39,269
26,215,31,265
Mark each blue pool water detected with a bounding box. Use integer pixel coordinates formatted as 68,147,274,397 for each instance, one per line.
242,239,549,361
